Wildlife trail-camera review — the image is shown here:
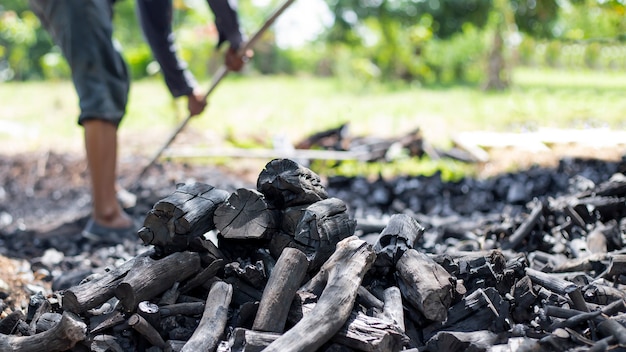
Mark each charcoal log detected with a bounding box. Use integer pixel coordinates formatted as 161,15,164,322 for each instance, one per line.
128,313,166,349
138,182,229,253
0,312,85,352
180,281,233,352
225,328,281,351
525,268,589,312
373,214,424,269
501,202,544,250
396,249,456,322
426,330,502,352
291,287,408,351
115,251,202,312
214,188,278,240
179,258,225,294
332,310,409,352
423,287,509,341
257,158,328,208
378,286,405,332
62,249,155,314
287,197,356,271
160,302,206,317
253,247,308,333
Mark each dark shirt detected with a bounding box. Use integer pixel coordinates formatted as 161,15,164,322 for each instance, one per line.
136,0,244,98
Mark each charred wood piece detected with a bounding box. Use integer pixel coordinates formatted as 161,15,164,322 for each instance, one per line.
214,188,278,240
115,251,202,312
253,247,308,333
257,158,328,209
373,214,424,269
396,249,456,322
0,312,86,352
62,249,155,314
180,281,233,352
138,182,229,253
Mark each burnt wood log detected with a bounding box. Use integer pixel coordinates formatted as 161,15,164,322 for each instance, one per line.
257,158,328,209
89,310,126,335
128,313,167,349
252,247,308,333
263,236,376,352
396,249,456,322
603,254,626,278
0,311,25,335
347,127,427,162
0,311,85,352
586,222,614,254
137,301,160,328
28,298,52,334
214,188,278,240
32,312,60,334
426,330,503,352
423,287,509,341
160,302,206,317
138,182,229,253
158,281,181,306
583,282,626,305
180,281,233,352
378,286,405,332
332,310,409,352
501,202,544,250
511,275,538,322
224,276,263,306
575,174,626,199
224,260,267,290
179,258,225,294
525,268,589,312
289,197,356,271
597,318,626,346
115,251,202,312
90,335,125,352
551,253,606,273
357,286,384,310
62,248,155,314
575,195,626,220
373,214,424,269
224,327,281,351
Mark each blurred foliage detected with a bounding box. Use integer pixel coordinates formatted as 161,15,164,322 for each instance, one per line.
310,157,474,182
510,0,559,38
0,2,49,80
1,0,626,87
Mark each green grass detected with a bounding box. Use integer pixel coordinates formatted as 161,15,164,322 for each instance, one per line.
2,68,625,177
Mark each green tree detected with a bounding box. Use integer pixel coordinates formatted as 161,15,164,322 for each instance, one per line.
0,2,53,80
322,0,494,82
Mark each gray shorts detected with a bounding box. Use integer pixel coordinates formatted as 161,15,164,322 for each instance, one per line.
29,0,129,127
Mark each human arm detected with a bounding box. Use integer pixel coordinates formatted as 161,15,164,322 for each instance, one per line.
135,0,198,99
136,0,245,116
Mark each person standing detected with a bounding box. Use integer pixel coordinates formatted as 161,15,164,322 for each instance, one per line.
29,0,136,242
29,0,248,243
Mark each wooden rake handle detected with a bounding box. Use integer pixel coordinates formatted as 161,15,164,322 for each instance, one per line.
131,0,297,188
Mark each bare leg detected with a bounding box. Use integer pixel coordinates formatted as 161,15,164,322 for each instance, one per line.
83,119,132,229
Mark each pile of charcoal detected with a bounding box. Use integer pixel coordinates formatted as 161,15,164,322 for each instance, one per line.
2,155,626,352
